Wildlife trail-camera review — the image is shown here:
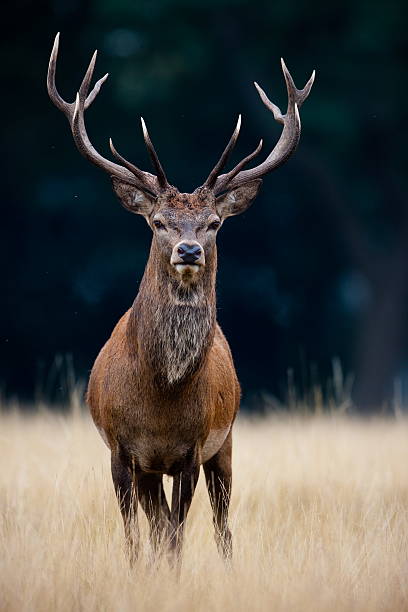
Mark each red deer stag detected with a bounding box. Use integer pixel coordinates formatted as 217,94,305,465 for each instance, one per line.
47,33,314,560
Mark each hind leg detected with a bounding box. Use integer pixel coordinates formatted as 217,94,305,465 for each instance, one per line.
203,431,233,559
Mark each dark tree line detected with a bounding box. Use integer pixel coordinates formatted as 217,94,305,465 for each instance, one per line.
1,0,407,409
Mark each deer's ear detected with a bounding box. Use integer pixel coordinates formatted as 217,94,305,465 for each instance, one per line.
111,178,156,216
215,179,262,219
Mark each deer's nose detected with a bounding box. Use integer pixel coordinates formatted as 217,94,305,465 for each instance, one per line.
177,243,202,264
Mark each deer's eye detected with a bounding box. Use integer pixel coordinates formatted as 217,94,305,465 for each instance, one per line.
153,220,166,230
208,220,221,231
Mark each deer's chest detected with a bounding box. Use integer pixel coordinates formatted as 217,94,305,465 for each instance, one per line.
127,433,193,474
114,411,204,474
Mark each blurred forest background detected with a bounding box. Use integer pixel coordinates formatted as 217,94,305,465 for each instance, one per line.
1,0,407,410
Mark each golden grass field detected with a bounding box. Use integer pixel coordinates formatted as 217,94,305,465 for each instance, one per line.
1,405,408,612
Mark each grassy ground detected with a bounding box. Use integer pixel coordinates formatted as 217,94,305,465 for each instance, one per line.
1,406,408,611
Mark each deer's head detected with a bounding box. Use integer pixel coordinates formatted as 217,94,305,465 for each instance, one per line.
47,33,314,285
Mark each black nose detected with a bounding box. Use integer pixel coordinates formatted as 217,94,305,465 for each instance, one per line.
177,243,202,264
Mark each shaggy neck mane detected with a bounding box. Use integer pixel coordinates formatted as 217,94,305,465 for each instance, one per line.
127,242,217,387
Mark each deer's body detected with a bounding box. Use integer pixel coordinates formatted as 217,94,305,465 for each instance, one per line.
47,33,314,560
86,197,245,557
87,281,240,475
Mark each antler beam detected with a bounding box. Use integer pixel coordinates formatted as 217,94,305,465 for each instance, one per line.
204,59,315,195
47,33,168,195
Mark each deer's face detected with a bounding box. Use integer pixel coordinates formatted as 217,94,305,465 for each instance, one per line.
151,206,219,283
112,180,261,284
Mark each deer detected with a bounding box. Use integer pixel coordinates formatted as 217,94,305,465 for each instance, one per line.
47,33,314,561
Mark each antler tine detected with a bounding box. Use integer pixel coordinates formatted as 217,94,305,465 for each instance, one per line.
296,69,315,106
211,60,315,194
78,49,97,102
219,139,263,185
254,81,285,125
141,118,169,189
47,32,71,115
47,33,165,195
109,138,157,190
203,115,241,189
85,73,109,109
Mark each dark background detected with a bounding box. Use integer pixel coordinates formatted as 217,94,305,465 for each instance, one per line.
2,0,407,410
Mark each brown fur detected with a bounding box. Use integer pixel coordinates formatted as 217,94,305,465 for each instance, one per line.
86,183,261,559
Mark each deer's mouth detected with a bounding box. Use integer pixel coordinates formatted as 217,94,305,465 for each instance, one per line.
175,263,200,274
172,262,204,283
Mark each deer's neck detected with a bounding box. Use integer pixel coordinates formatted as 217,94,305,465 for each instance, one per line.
128,243,217,386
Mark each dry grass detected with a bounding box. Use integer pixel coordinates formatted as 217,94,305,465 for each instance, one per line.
1,406,408,612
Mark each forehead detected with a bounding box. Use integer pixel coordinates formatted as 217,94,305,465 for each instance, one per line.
156,207,215,226
155,188,217,224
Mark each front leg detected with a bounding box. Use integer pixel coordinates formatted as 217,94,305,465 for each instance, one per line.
111,447,139,562
137,473,171,553
203,430,233,559
169,446,200,558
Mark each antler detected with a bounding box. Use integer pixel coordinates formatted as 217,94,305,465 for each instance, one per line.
47,33,169,195
204,59,315,195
